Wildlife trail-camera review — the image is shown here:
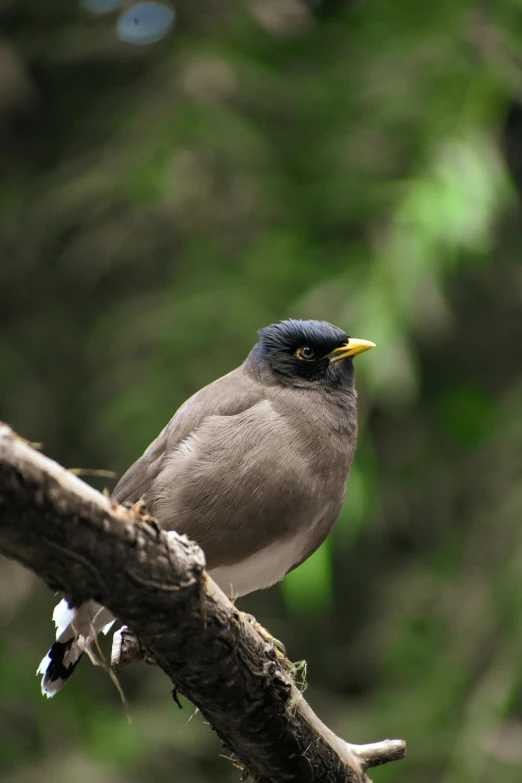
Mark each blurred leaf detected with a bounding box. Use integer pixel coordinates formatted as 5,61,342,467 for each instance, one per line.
438,387,496,448
282,539,333,614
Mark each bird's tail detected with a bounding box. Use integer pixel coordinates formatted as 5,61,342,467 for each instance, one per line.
37,599,115,697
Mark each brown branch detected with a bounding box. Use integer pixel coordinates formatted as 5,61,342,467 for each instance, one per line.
0,423,406,782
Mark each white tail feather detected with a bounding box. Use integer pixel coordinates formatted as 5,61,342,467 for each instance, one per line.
38,599,116,697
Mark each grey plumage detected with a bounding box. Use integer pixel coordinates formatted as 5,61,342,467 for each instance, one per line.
38,319,374,696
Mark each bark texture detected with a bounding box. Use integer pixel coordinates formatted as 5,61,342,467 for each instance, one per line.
0,423,406,782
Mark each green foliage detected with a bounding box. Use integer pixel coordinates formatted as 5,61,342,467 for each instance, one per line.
282,539,334,614
1,1,522,781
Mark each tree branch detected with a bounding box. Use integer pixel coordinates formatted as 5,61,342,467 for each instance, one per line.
0,423,406,782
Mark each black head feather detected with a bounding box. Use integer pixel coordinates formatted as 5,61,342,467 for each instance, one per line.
246,319,355,389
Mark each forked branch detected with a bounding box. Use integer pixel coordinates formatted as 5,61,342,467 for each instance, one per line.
0,423,406,782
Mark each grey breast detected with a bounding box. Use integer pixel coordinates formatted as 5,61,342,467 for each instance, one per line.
112,366,358,573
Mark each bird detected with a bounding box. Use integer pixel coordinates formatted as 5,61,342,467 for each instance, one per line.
38,319,375,696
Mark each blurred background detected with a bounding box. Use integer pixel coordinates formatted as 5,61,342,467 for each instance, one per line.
1,0,522,781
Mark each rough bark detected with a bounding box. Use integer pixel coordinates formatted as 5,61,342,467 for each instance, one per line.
0,423,406,782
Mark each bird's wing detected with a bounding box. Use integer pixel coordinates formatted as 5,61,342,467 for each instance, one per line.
148,395,325,571
112,367,264,505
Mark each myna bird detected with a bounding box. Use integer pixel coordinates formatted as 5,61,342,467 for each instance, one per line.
38,319,375,696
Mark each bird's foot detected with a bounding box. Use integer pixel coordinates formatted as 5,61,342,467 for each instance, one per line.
240,614,308,688
111,626,155,669
241,613,287,660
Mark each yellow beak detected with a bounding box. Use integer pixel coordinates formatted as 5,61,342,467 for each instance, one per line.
328,338,376,363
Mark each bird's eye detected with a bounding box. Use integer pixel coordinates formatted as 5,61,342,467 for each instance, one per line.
296,345,316,360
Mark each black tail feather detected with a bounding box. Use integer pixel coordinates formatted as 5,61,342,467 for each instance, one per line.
39,639,84,696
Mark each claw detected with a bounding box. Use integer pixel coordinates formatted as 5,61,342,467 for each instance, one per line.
241,612,287,658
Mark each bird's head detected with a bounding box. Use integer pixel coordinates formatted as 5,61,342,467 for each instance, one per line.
246,319,375,389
